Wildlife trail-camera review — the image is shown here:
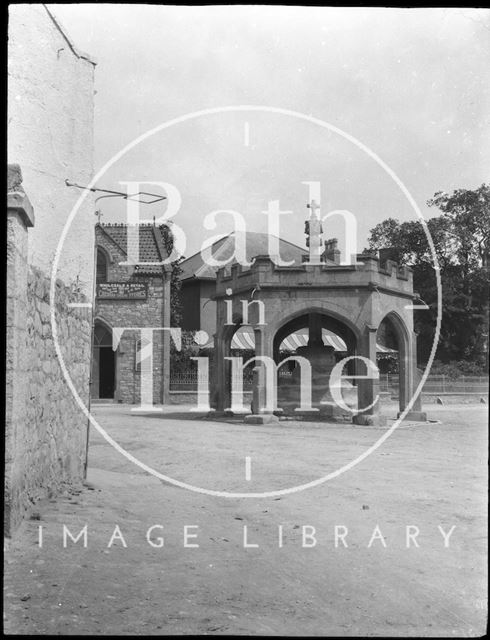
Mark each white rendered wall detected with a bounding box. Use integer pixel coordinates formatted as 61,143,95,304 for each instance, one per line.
8,4,96,296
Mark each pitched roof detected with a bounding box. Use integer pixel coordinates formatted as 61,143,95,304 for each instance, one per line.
179,231,329,281
96,223,170,275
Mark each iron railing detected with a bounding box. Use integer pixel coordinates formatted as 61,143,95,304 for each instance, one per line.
170,369,488,393
379,374,488,394
169,368,293,390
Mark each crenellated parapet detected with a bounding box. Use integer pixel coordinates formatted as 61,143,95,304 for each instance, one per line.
215,250,414,300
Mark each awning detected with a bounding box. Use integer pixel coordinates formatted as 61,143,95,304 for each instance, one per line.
203,326,396,353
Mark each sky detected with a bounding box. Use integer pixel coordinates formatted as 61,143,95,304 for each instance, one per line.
49,4,489,258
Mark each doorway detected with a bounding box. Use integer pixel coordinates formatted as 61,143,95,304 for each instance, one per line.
92,322,115,400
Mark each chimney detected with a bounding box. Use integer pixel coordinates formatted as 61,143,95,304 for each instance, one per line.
323,238,341,264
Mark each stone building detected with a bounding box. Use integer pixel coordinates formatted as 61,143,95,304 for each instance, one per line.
93,223,172,405
211,204,426,424
177,231,397,360
6,6,95,535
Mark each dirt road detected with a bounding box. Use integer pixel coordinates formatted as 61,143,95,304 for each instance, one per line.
4,404,487,635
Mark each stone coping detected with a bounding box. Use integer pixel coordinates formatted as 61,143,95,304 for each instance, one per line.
7,191,35,228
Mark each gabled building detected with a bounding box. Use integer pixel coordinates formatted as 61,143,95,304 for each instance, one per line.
93,223,172,404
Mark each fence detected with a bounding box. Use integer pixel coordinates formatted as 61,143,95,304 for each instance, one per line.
380,374,489,395
170,368,293,391
170,369,488,394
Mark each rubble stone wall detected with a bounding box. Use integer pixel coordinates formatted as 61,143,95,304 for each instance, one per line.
6,244,91,535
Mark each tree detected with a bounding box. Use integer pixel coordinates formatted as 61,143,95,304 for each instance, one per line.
160,224,184,327
427,184,490,270
367,184,489,367
161,225,203,376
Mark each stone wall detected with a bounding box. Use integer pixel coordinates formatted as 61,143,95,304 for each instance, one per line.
6,172,92,535
6,4,95,535
24,269,91,510
95,277,165,404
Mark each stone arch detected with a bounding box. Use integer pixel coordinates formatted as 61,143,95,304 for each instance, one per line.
265,306,361,415
266,304,361,350
214,302,367,416
270,306,360,359
93,314,114,339
91,317,116,400
377,310,411,413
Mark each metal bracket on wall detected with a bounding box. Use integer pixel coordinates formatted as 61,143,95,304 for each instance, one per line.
65,179,167,205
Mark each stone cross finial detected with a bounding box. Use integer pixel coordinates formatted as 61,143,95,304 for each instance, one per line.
305,200,323,264
307,199,320,219
95,210,103,223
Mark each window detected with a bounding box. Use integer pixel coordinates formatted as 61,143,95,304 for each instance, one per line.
96,248,108,284
94,323,112,347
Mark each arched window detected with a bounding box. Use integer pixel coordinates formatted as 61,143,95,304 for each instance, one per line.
96,248,108,284
94,323,112,346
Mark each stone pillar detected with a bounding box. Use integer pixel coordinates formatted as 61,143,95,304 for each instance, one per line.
213,328,230,413
5,165,35,536
213,290,236,413
353,324,386,426
398,331,427,421
250,364,267,415
244,326,278,424
286,313,339,415
308,313,323,346
114,345,121,403
397,333,409,413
